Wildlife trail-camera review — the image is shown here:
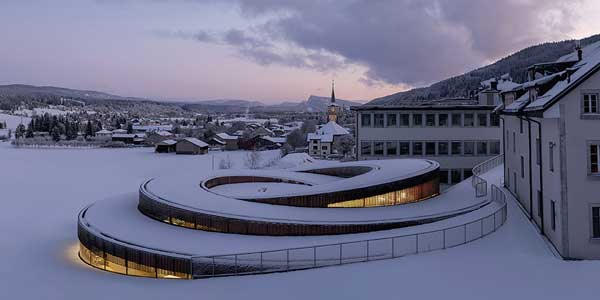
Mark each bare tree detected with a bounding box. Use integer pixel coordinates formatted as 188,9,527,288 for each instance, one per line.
244,150,262,169
218,155,232,169
286,129,306,149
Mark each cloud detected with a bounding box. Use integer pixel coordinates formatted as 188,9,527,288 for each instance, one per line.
163,0,581,86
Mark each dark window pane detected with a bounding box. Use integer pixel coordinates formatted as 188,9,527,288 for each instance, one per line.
464,114,474,126
413,142,423,155
438,142,449,155
439,170,449,185
452,113,462,126
593,207,600,238
361,114,371,127
412,114,422,126
451,169,462,184
374,141,384,155
425,142,436,155
386,141,397,155
399,142,410,155
425,114,436,126
386,114,397,127
438,114,448,127
478,113,487,127
477,141,488,156
451,142,462,155
464,141,474,155
399,114,409,126
374,114,384,128
361,141,371,155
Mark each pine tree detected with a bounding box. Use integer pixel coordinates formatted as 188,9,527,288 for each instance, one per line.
51,126,60,142
85,121,93,138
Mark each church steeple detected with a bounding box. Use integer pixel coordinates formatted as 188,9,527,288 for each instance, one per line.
331,80,336,104
327,80,341,123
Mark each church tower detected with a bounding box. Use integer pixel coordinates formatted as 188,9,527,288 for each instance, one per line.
327,80,341,123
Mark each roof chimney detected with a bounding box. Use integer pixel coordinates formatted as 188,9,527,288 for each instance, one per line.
490,80,498,91
575,40,582,61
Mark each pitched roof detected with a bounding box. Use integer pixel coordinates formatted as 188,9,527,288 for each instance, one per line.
216,132,238,140
180,137,208,148
315,121,349,136
157,139,177,146
307,133,334,143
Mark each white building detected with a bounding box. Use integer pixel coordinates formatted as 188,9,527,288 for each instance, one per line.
307,82,350,157
499,41,600,259
353,96,504,186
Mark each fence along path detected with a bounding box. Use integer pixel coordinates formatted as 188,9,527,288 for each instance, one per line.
191,155,508,278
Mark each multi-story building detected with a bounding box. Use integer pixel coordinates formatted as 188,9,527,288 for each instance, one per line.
499,41,600,259
352,96,504,186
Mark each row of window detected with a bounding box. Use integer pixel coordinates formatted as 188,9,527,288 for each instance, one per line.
360,140,501,157
439,169,473,185
360,112,500,128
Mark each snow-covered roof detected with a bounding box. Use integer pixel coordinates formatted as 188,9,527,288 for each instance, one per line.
112,133,145,138
153,130,173,136
216,132,238,140
112,129,127,134
307,133,334,143
261,136,286,144
502,40,600,113
133,124,174,132
96,129,112,134
315,121,349,136
180,137,208,148
157,139,177,146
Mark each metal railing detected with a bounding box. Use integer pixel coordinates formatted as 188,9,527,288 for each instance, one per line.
471,155,504,197
190,184,507,278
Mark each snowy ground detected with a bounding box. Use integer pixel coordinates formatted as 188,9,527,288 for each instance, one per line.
1,143,600,299
0,112,31,129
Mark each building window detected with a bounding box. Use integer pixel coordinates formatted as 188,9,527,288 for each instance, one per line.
551,200,556,231
464,113,474,127
478,113,487,127
490,114,500,127
549,142,555,172
513,132,516,153
438,114,448,127
592,206,600,238
425,114,436,127
322,145,328,150
374,141,384,155
386,114,397,127
490,140,501,155
438,141,449,155
399,114,409,126
374,114,384,128
412,141,423,155
399,142,410,155
520,156,525,178
451,141,462,155
477,141,488,156
519,118,523,134
439,170,449,184
451,169,462,184
590,143,599,175
486,93,495,105
463,169,473,179
361,114,371,127
583,93,599,114
412,114,423,126
386,141,397,156
537,190,543,218
513,172,517,193
361,141,371,156
464,141,475,155
452,113,462,127
313,145,318,150
536,138,541,165
425,142,436,155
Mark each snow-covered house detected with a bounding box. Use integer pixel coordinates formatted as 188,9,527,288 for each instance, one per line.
215,133,239,150
146,130,174,145
176,138,208,155
499,40,600,259
95,129,112,137
307,121,350,157
155,139,177,153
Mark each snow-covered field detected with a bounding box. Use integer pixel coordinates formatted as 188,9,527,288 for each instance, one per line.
0,112,31,129
1,142,599,299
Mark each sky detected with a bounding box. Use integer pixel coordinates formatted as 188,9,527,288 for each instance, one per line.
0,0,599,103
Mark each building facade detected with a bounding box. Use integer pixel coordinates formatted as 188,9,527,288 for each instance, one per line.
352,99,502,186
500,41,600,259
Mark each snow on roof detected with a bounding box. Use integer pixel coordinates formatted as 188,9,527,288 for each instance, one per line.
133,124,174,132
503,40,600,113
307,133,334,143
315,121,349,136
112,129,127,134
261,136,286,144
216,132,238,140
96,129,112,134
180,137,208,148
112,133,145,138
154,131,173,136
157,139,177,146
